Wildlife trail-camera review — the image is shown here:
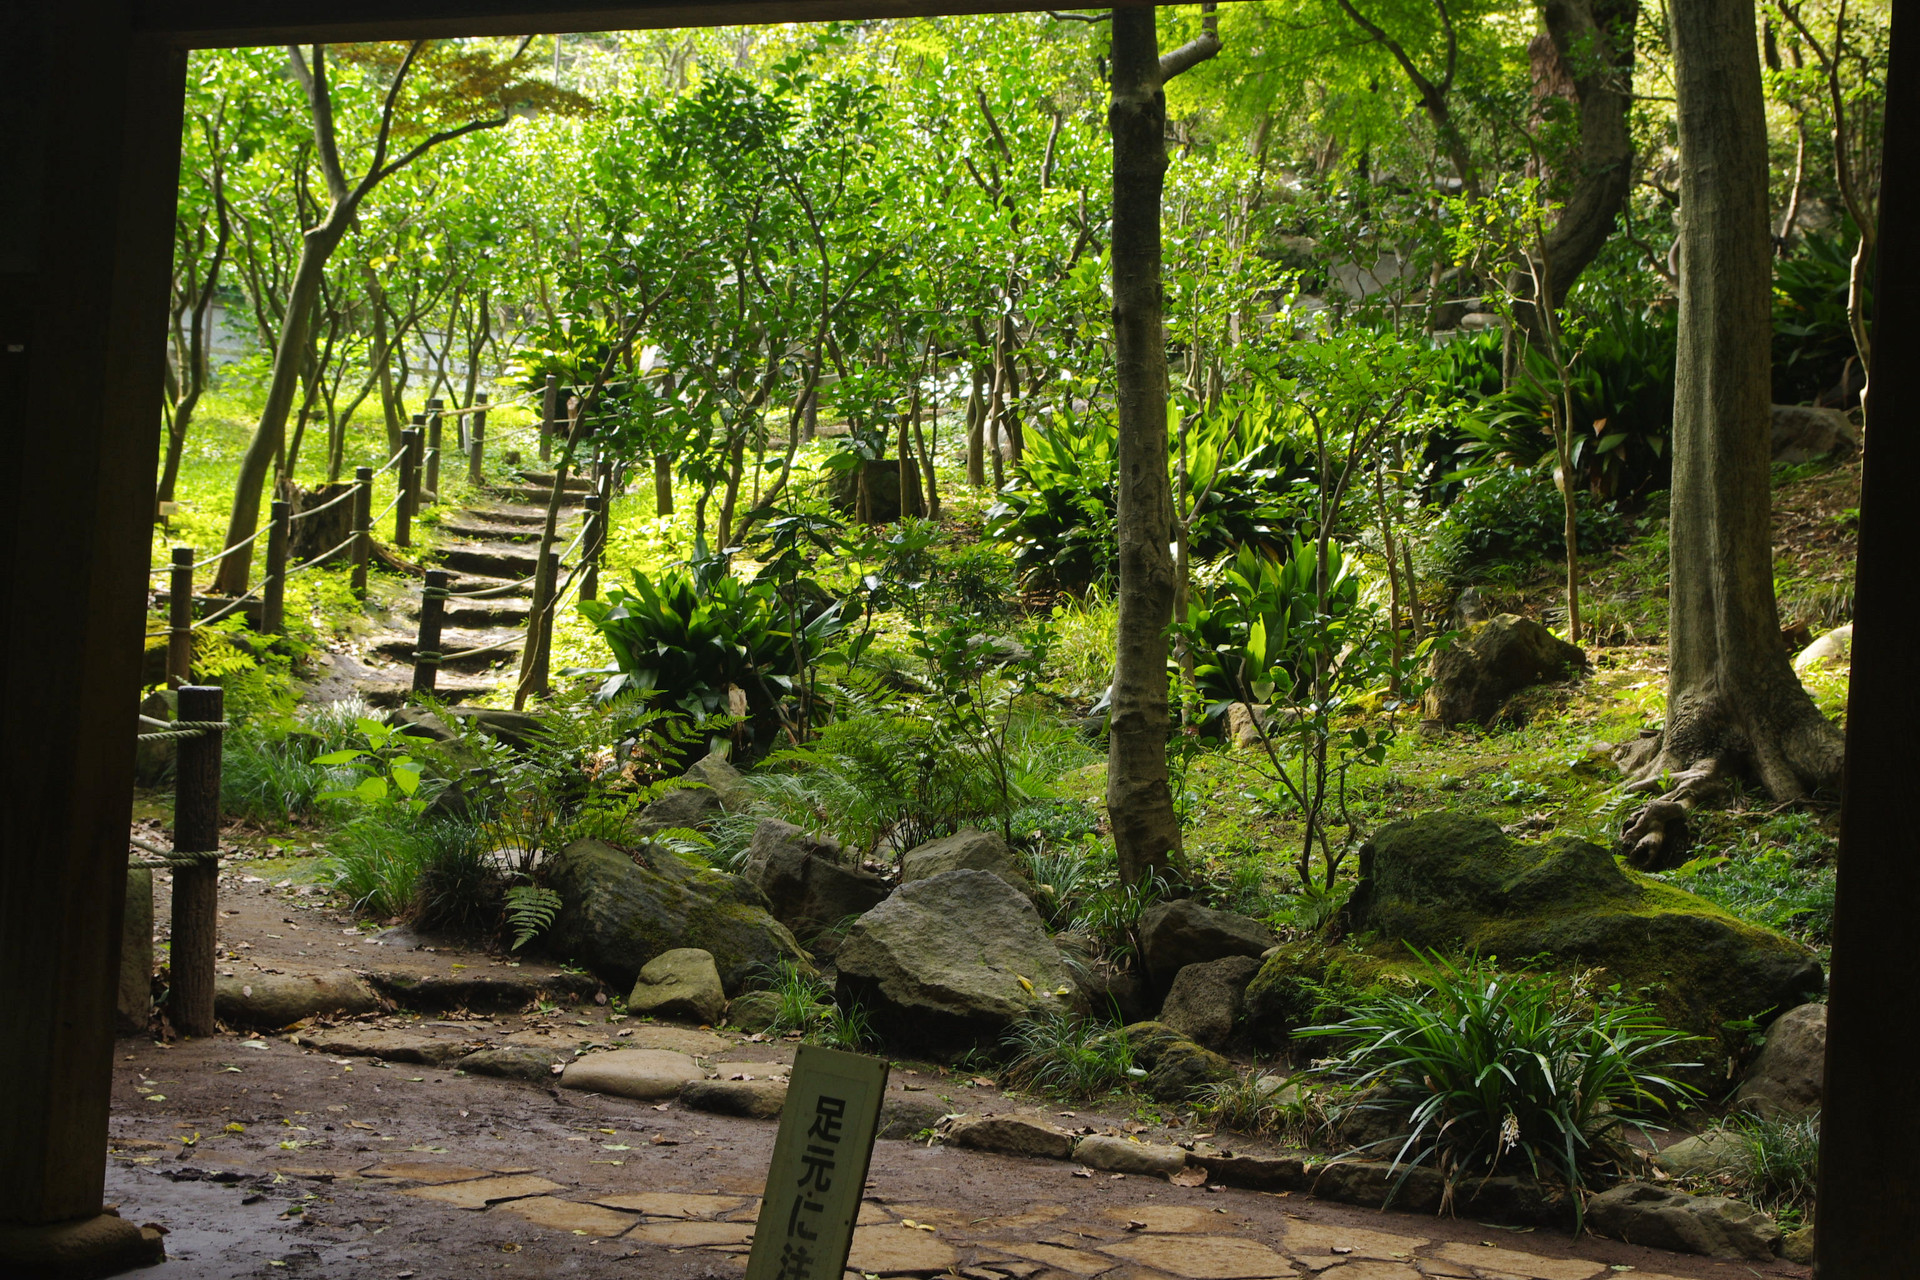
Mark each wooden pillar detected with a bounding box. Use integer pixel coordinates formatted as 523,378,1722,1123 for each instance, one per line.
468,392,487,485
540,373,557,463
167,545,193,685
581,493,604,603
168,685,222,1038
261,497,289,635
1817,0,1920,1267
424,397,444,502
0,10,180,1265
350,465,373,600
411,569,452,697
396,425,421,548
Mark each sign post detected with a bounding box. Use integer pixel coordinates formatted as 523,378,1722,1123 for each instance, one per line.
744,1045,889,1280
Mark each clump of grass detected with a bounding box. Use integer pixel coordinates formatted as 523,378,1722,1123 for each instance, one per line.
1729,1110,1820,1226
1001,1007,1137,1101
753,958,875,1050
1194,1070,1336,1147
326,813,487,922
1298,950,1700,1227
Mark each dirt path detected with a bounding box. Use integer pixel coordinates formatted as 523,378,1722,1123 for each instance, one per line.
111,862,1808,1280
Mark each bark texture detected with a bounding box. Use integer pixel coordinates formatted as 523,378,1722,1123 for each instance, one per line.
1106,8,1180,886
1621,0,1843,853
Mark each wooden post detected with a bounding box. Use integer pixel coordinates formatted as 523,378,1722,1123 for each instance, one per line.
581,494,603,603
411,569,453,698
167,546,193,686
540,373,557,463
351,466,373,601
169,685,222,1038
262,498,289,635
468,392,487,486
397,425,421,548
424,398,444,504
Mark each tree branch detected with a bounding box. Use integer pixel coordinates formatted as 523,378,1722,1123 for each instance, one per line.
1159,2,1222,81
288,46,350,208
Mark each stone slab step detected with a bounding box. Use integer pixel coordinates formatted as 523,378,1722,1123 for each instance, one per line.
437,519,548,543
352,675,500,708
443,597,534,629
493,484,587,508
464,502,555,527
374,627,523,671
513,470,596,492
436,541,542,579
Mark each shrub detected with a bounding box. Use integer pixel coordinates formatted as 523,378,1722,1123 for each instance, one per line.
752,958,873,1049
1002,1007,1137,1101
1297,951,1699,1226
326,813,485,921
1427,468,1628,582
1729,1110,1820,1225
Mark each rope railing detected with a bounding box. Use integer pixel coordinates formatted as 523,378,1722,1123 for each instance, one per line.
444,573,535,600
283,529,361,578
134,718,229,743
150,526,263,576
372,491,405,526
373,443,408,475
128,834,223,870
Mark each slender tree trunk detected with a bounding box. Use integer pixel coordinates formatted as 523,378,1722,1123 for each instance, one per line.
214,217,347,595
966,363,987,487
1620,0,1844,859
1107,7,1182,887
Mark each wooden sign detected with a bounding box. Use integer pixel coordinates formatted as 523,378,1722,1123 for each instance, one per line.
744,1044,890,1280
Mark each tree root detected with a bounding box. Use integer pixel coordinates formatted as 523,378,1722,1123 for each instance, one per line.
1612,737,1735,871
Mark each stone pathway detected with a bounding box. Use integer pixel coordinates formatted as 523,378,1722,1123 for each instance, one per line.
347,469,592,707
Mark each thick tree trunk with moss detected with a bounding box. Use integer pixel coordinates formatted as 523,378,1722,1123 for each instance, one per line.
1618,0,1843,861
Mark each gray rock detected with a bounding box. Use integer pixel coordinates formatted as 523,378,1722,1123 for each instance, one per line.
1783,1224,1815,1264
1736,1002,1826,1117
742,819,889,941
627,948,727,1025
1139,899,1276,985
1793,624,1852,673
1158,955,1262,1048
1072,1135,1187,1177
133,690,176,786
214,970,380,1028
1423,614,1586,727
1655,1130,1749,1179
899,830,1034,898
835,870,1078,1050
460,1045,565,1081
560,1048,702,1100
635,751,750,833
1121,1022,1236,1102
682,1078,787,1119
877,1096,950,1141
118,868,153,1034
1771,403,1858,463
726,990,785,1034
945,1115,1074,1161
386,706,458,742
542,838,809,995
459,706,549,750
1586,1182,1781,1260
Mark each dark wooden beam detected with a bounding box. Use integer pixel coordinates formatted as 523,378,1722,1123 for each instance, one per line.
135,0,1130,46
1815,0,1920,1265
0,0,184,1241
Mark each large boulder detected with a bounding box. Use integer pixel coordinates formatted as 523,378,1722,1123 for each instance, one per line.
899,830,1035,899
1422,614,1586,727
1735,1002,1826,1118
742,819,889,942
835,870,1078,1050
1792,624,1852,673
1158,955,1262,1048
542,838,808,995
1586,1183,1781,1260
1770,403,1857,463
1247,815,1823,1063
627,948,727,1025
1139,899,1276,986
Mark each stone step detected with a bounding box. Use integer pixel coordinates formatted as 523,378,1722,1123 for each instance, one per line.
437,519,547,543
436,541,542,580
442,597,533,629
464,502,555,527
372,627,523,672
352,674,500,708
494,484,588,508
513,470,596,493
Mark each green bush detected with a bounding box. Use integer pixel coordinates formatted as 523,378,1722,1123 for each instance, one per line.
1729,1110,1820,1225
326,813,486,922
1774,226,1869,406
1001,1007,1137,1101
1428,468,1627,582
1297,951,1699,1225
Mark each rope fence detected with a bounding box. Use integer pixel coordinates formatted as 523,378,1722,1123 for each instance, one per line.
285,482,359,524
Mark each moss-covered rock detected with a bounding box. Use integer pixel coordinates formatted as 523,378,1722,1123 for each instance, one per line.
543,838,809,994
1120,1021,1235,1102
1247,815,1823,1064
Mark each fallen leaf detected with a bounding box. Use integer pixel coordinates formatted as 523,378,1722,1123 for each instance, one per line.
1125,1220,1147,1232
651,1136,680,1146
225,1123,246,1133
347,1122,376,1131
1071,1167,1093,1178
969,1077,996,1088
1333,1246,1353,1255
1169,1167,1209,1187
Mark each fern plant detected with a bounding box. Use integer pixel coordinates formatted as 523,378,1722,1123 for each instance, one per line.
504,884,562,951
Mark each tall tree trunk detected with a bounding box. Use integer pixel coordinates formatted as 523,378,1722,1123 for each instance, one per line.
965,363,987,487
1619,0,1844,861
1107,7,1182,887
214,217,346,595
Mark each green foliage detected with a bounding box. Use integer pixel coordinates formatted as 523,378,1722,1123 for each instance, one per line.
314,717,431,815
577,554,842,744
1428,468,1628,582
1181,538,1366,720
504,885,563,951
1663,813,1837,950
753,958,873,1049
1299,952,1699,1224
1001,1008,1137,1101
1728,1110,1821,1225
1773,226,1870,406
1019,836,1115,932
325,814,486,922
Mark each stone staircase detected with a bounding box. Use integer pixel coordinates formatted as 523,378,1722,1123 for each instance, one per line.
349,471,593,707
